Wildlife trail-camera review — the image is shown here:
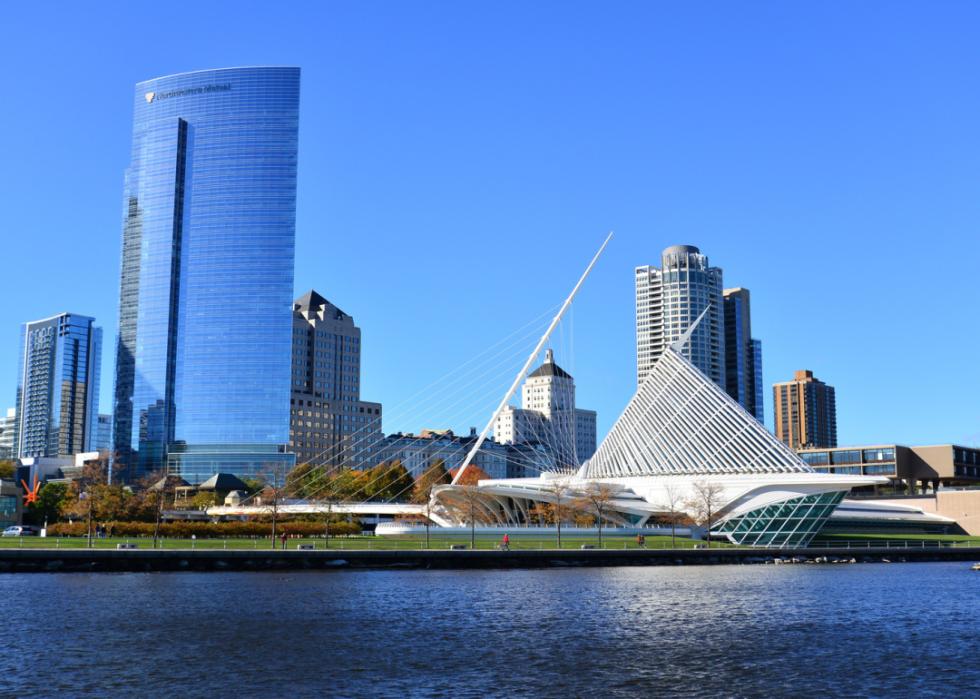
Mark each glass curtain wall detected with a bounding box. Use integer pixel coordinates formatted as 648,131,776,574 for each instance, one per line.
113,67,300,481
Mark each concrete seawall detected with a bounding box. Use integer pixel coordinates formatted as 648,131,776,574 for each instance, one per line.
1,547,978,572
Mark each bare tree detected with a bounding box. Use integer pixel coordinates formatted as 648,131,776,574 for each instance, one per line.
259,462,289,550
325,500,336,549
660,481,685,549
576,483,616,548
71,454,111,548
456,485,485,550
315,464,340,550
145,472,180,549
685,480,725,548
419,488,439,549
543,478,571,549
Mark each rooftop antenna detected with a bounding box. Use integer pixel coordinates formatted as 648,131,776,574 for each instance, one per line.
451,231,613,486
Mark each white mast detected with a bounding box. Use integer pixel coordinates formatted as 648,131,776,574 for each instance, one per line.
451,232,613,485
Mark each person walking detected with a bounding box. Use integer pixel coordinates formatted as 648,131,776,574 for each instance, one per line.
280,531,288,550
501,533,510,551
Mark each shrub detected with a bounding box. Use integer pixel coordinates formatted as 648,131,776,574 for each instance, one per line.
46,520,362,538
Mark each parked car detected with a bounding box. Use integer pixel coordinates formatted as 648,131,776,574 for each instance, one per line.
1,526,39,537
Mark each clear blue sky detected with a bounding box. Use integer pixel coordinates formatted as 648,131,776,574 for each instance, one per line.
2,1,978,447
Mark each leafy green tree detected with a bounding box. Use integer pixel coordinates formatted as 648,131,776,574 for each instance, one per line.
242,477,264,495
285,462,325,498
25,482,71,526
0,460,15,480
190,491,217,509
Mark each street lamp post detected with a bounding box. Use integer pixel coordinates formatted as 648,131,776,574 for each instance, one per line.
79,492,93,549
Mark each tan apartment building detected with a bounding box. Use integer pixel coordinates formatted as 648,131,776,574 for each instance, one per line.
773,370,837,449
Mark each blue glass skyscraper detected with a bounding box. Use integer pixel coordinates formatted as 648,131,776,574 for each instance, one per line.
113,67,300,482
16,313,102,458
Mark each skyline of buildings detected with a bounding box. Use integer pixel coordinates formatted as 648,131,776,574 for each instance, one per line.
0,66,955,490
111,66,301,482
15,312,102,459
635,244,765,424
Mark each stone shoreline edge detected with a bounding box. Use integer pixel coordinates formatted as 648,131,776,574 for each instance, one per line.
1,547,978,573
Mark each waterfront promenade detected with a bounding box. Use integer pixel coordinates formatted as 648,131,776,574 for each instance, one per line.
2,542,978,572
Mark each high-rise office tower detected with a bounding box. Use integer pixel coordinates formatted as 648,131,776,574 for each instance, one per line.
773,370,837,449
94,414,112,452
0,408,15,459
112,67,300,482
723,288,764,423
15,313,101,458
289,291,383,469
636,245,725,388
495,349,597,469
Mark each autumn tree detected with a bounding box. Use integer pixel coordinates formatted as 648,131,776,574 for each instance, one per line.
414,493,441,549
67,455,132,533
257,462,291,549
659,480,686,549
575,483,617,548
450,464,490,486
328,469,369,501
685,480,725,548
411,459,450,503
543,478,571,549
143,472,184,548
364,460,415,502
66,455,110,545
456,485,486,550
528,502,554,527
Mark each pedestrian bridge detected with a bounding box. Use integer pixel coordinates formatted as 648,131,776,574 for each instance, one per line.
206,502,455,526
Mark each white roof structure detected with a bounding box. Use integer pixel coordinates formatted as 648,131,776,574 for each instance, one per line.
581,343,809,478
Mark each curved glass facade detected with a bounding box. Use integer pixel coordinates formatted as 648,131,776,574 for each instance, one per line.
113,67,300,481
714,491,846,548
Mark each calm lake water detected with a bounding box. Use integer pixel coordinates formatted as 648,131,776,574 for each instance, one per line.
1,563,977,697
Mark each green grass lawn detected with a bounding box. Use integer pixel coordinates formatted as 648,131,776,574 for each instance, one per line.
4,530,975,551
813,532,980,546
0,532,715,551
